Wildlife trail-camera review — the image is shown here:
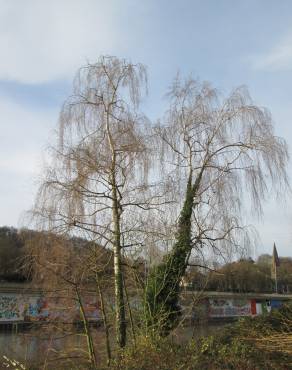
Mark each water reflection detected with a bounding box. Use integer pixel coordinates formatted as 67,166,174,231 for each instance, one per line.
0,322,229,369
0,328,103,369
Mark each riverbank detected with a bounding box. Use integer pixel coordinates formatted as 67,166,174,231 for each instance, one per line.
1,304,292,369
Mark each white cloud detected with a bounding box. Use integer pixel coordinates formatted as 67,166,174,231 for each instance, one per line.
0,96,58,226
249,33,292,71
0,97,56,174
0,0,118,84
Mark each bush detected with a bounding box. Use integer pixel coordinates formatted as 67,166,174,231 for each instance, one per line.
106,304,292,370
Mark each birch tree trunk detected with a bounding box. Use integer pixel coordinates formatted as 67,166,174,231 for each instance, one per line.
112,184,126,347
107,108,127,348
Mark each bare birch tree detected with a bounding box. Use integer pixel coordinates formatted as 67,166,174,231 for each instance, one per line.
145,76,289,334
32,56,150,348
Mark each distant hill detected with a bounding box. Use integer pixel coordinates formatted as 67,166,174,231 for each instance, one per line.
0,226,115,282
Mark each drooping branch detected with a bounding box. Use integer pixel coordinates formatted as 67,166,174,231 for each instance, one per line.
144,77,289,335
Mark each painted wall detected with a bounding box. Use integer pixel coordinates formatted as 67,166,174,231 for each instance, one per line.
0,292,288,322
207,298,284,318
0,294,24,321
0,293,100,323
208,298,252,317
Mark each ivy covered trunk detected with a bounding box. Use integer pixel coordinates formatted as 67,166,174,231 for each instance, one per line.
144,170,201,335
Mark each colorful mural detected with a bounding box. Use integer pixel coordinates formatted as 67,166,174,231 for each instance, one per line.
271,299,283,310
0,293,100,323
76,296,100,321
23,297,50,321
208,298,252,317
0,294,24,321
0,291,289,323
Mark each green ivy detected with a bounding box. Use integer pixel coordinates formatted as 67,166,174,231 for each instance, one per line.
144,174,194,335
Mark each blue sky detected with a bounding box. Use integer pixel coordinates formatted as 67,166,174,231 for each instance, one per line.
1,0,292,257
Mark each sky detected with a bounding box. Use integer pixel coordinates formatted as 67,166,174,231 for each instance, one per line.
1,0,292,257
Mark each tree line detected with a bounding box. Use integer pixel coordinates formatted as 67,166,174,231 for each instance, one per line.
1,227,290,295
185,255,292,293
0,226,116,282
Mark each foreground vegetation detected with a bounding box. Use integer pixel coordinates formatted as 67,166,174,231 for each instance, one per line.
107,303,292,370
2,304,291,369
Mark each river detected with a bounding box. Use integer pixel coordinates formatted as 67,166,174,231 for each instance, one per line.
0,322,229,369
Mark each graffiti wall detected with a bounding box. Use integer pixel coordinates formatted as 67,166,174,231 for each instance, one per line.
75,296,100,322
0,294,24,321
0,293,100,323
208,298,252,317
0,292,287,322
23,296,51,322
